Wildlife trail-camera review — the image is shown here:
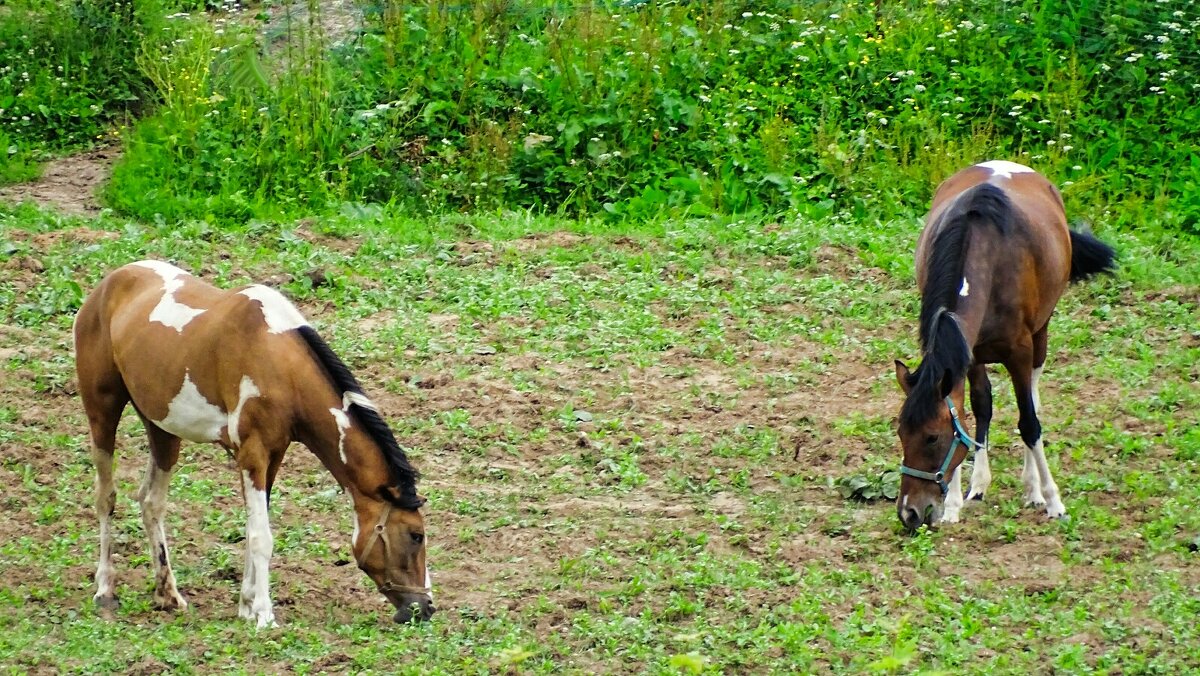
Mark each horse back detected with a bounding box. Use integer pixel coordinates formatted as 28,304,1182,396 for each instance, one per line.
76,261,312,444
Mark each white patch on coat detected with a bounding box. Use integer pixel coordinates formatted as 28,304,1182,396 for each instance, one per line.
977,160,1035,179
133,260,205,332
343,391,377,411
238,285,309,334
959,277,970,297
228,376,261,448
330,407,351,464
154,372,225,442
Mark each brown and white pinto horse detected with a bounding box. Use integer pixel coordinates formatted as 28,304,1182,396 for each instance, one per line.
74,261,433,626
894,161,1115,530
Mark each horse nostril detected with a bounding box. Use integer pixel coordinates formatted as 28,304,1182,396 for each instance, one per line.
900,507,923,531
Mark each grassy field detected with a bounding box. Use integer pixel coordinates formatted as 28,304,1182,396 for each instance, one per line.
1,0,1198,672
0,201,1197,673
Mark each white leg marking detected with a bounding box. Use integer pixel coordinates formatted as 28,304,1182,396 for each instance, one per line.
92,447,118,605
241,470,276,628
138,457,187,610
1031,366,1043,415
154,372,226,443
959,278,970,297
329,407,351,464
939,465,964,524
1022,445,1046,507
228,376,261,448
1029,438,1065,519
238,286,309,334
977,160,1036,179
132,260,206,331
966,441,991,501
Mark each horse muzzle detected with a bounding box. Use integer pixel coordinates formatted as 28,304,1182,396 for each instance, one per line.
390,593,435,623
897,495,940,532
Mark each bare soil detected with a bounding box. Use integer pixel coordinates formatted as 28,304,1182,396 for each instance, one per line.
0,147,118,216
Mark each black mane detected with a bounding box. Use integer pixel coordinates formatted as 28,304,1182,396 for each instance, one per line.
902,183,1013,427
296,325,422,509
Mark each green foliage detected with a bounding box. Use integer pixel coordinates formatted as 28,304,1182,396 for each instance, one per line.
0,0,168,180
836,469,900,502
103,0,1200,231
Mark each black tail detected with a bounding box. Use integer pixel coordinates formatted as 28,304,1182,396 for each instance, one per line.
1069,229,1117,282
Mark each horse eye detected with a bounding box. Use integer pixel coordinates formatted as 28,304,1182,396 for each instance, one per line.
926,435,938,445
410,533,425,545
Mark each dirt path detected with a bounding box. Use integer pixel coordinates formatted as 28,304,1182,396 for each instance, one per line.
0,147,118,216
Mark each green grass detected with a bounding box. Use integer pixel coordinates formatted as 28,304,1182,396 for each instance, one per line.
0,199,1197,673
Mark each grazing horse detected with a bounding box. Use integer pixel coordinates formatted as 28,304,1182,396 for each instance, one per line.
74,261,433,626
894,161,1115,530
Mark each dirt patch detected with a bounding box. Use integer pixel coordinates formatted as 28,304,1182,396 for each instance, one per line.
0,147,118,216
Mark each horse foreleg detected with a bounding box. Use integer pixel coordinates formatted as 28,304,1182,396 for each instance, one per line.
939,464,964,523
238,456,277,628
137,424,187,611
966,364,993,501
1011,347,1066,519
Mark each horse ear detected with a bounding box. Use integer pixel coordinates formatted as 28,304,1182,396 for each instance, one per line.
894,360,913,393
416,494,428,508
939,369,955,398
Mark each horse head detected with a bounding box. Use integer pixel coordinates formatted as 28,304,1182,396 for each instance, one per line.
894,360,974,531
354,493,434,623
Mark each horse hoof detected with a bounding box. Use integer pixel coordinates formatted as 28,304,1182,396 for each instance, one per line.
966,491,985,501
94,595,119,611
154,594,188,612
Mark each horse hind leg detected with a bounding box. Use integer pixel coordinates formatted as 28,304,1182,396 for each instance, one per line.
136,418,188,611
89,420,121,611
78,361,128,610
1014,332,1066,519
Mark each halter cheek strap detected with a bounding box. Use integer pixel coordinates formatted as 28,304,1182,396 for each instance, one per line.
360,504,432,597
899,396,978,495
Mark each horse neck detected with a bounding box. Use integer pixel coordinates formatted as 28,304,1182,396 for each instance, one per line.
293,377,394,501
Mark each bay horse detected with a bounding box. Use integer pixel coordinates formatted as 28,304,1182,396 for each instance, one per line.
74,260,433,626
894,160,1115,530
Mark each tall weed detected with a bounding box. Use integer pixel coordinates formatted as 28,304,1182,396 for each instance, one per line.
106,0,1199,232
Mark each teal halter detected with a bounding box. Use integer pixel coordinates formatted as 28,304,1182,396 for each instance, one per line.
899,396,977,495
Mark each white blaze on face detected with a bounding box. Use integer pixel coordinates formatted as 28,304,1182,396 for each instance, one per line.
133,260,206,332
959,277,970,297
154,372,226,442
238,285,309,334
425,563,433,603
977,160,1035,180
228,376,261,448
329,407,351,464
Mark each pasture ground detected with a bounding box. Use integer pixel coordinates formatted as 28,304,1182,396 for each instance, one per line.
1,197,1198,673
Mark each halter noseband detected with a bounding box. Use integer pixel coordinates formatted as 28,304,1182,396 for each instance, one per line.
899,396,978,495
360,504,432,597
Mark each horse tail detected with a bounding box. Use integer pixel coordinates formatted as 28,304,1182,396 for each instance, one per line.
918,182,1012,350
1068,229,1117,281
295,325,422,505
